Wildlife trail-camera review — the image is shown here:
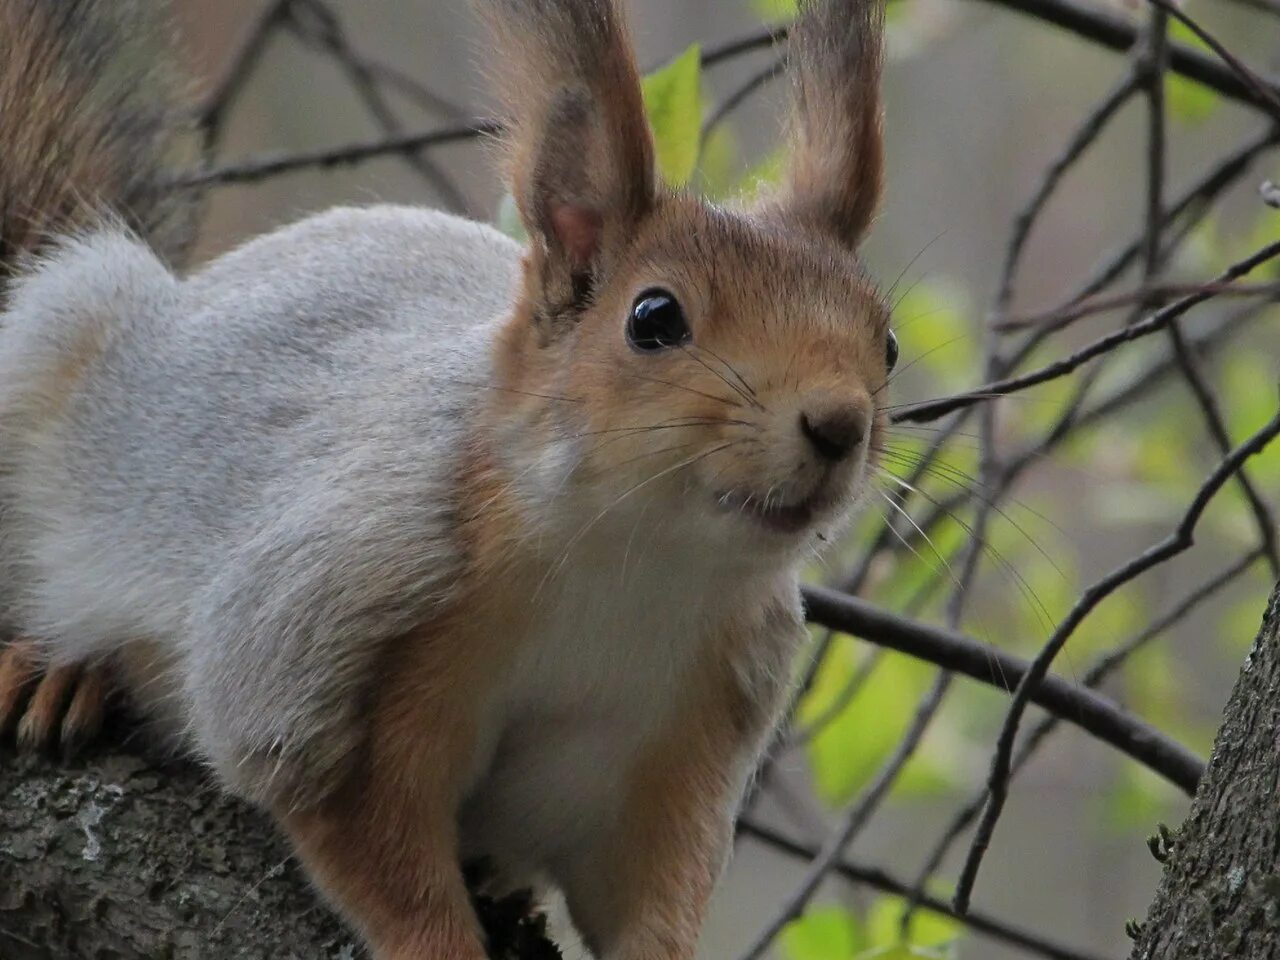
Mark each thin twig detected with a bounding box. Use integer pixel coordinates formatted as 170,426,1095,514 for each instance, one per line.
996,281,1280,332
198,0,293,150
170,121,499,187
701,58,785,147
994,62,1143,314
904,548,1264,906
286,0,470,213
894,239,1280,424
976,0,1280,115
737,819,1111,960
1145,0,1280,122
951,405,1280,914
737,673,954,960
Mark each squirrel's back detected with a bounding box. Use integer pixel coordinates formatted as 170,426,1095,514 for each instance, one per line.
0,0,528,783
0,206,519,665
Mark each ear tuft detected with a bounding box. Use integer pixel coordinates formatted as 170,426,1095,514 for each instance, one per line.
768,0,886,249
479,0,655,322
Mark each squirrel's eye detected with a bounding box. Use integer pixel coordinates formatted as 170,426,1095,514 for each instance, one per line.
885,329,899,372
627,290,690,352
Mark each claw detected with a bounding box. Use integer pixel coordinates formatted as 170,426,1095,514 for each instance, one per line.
16,662,78,753
0,640,39,736
61,665,110,756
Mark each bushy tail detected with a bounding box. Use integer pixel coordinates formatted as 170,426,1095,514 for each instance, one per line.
0,0,200,285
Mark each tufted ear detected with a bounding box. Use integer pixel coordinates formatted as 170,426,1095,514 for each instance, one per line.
480,0,655,331
771,0,886,249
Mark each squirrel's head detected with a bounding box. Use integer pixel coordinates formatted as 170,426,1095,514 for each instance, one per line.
481,0,890,562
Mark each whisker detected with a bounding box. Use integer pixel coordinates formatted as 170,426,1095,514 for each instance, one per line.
877,470,1055,634
566,416,755,442
686,342,762,402
677,344,765,411
433,377,581,404
879,392,1046,413
883,228,948,307
872,334,972,398
876,488,964,594
537,440,747,596
621,372,744,409
876,447,1070,544
603,440,701,470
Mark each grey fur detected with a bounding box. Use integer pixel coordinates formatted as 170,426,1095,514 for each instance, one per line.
0,206,520,804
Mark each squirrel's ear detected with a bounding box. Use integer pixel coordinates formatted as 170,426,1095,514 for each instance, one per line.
481,0,655,323
770,0,886,249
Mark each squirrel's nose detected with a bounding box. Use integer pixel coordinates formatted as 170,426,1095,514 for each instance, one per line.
799,406,866,462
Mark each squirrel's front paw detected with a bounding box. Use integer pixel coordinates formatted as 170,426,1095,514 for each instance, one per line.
0,640,110,754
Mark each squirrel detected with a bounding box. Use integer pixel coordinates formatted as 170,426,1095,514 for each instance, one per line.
0,0,894,958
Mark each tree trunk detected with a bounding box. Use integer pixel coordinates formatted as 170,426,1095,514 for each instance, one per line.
1130,580,1280,960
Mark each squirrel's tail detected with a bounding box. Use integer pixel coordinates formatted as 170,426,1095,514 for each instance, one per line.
0,0,201,283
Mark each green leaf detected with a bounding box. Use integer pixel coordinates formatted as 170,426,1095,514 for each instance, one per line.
1094,761,1186,835
1165,21,1221,123
1218,586,1271,658
642,44,702,187
737,146,788,201
800,640,961,804
867,896,962,954
781,906,865,960
1167,75,1220,125
698,124,742,200
1222,346,1280,489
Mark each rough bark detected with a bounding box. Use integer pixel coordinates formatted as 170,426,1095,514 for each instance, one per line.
1130,580,1280,960
0,748,359,959
0,745,557,959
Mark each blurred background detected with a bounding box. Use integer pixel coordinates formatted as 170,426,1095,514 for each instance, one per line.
166,1,1280,957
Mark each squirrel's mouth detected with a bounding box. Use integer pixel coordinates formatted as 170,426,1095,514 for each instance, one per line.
715,488,822,534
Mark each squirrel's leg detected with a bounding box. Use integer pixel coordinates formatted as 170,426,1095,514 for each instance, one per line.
277,625,497,960
560,612,798,960
559,726,740,960
281,786,485,960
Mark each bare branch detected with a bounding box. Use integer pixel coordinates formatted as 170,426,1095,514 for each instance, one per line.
1145,0,1280,122
737,674,954,960
893,238,1280,424
904,549,1264,920
198,0,293,150
737,819,1112,960
976,0,1280,115
952,404,1280,914
800,585,1205,793
170,121,498,187
996,281,1280,332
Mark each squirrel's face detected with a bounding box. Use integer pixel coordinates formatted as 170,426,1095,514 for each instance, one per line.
490,199,893,558
484,0,890,563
